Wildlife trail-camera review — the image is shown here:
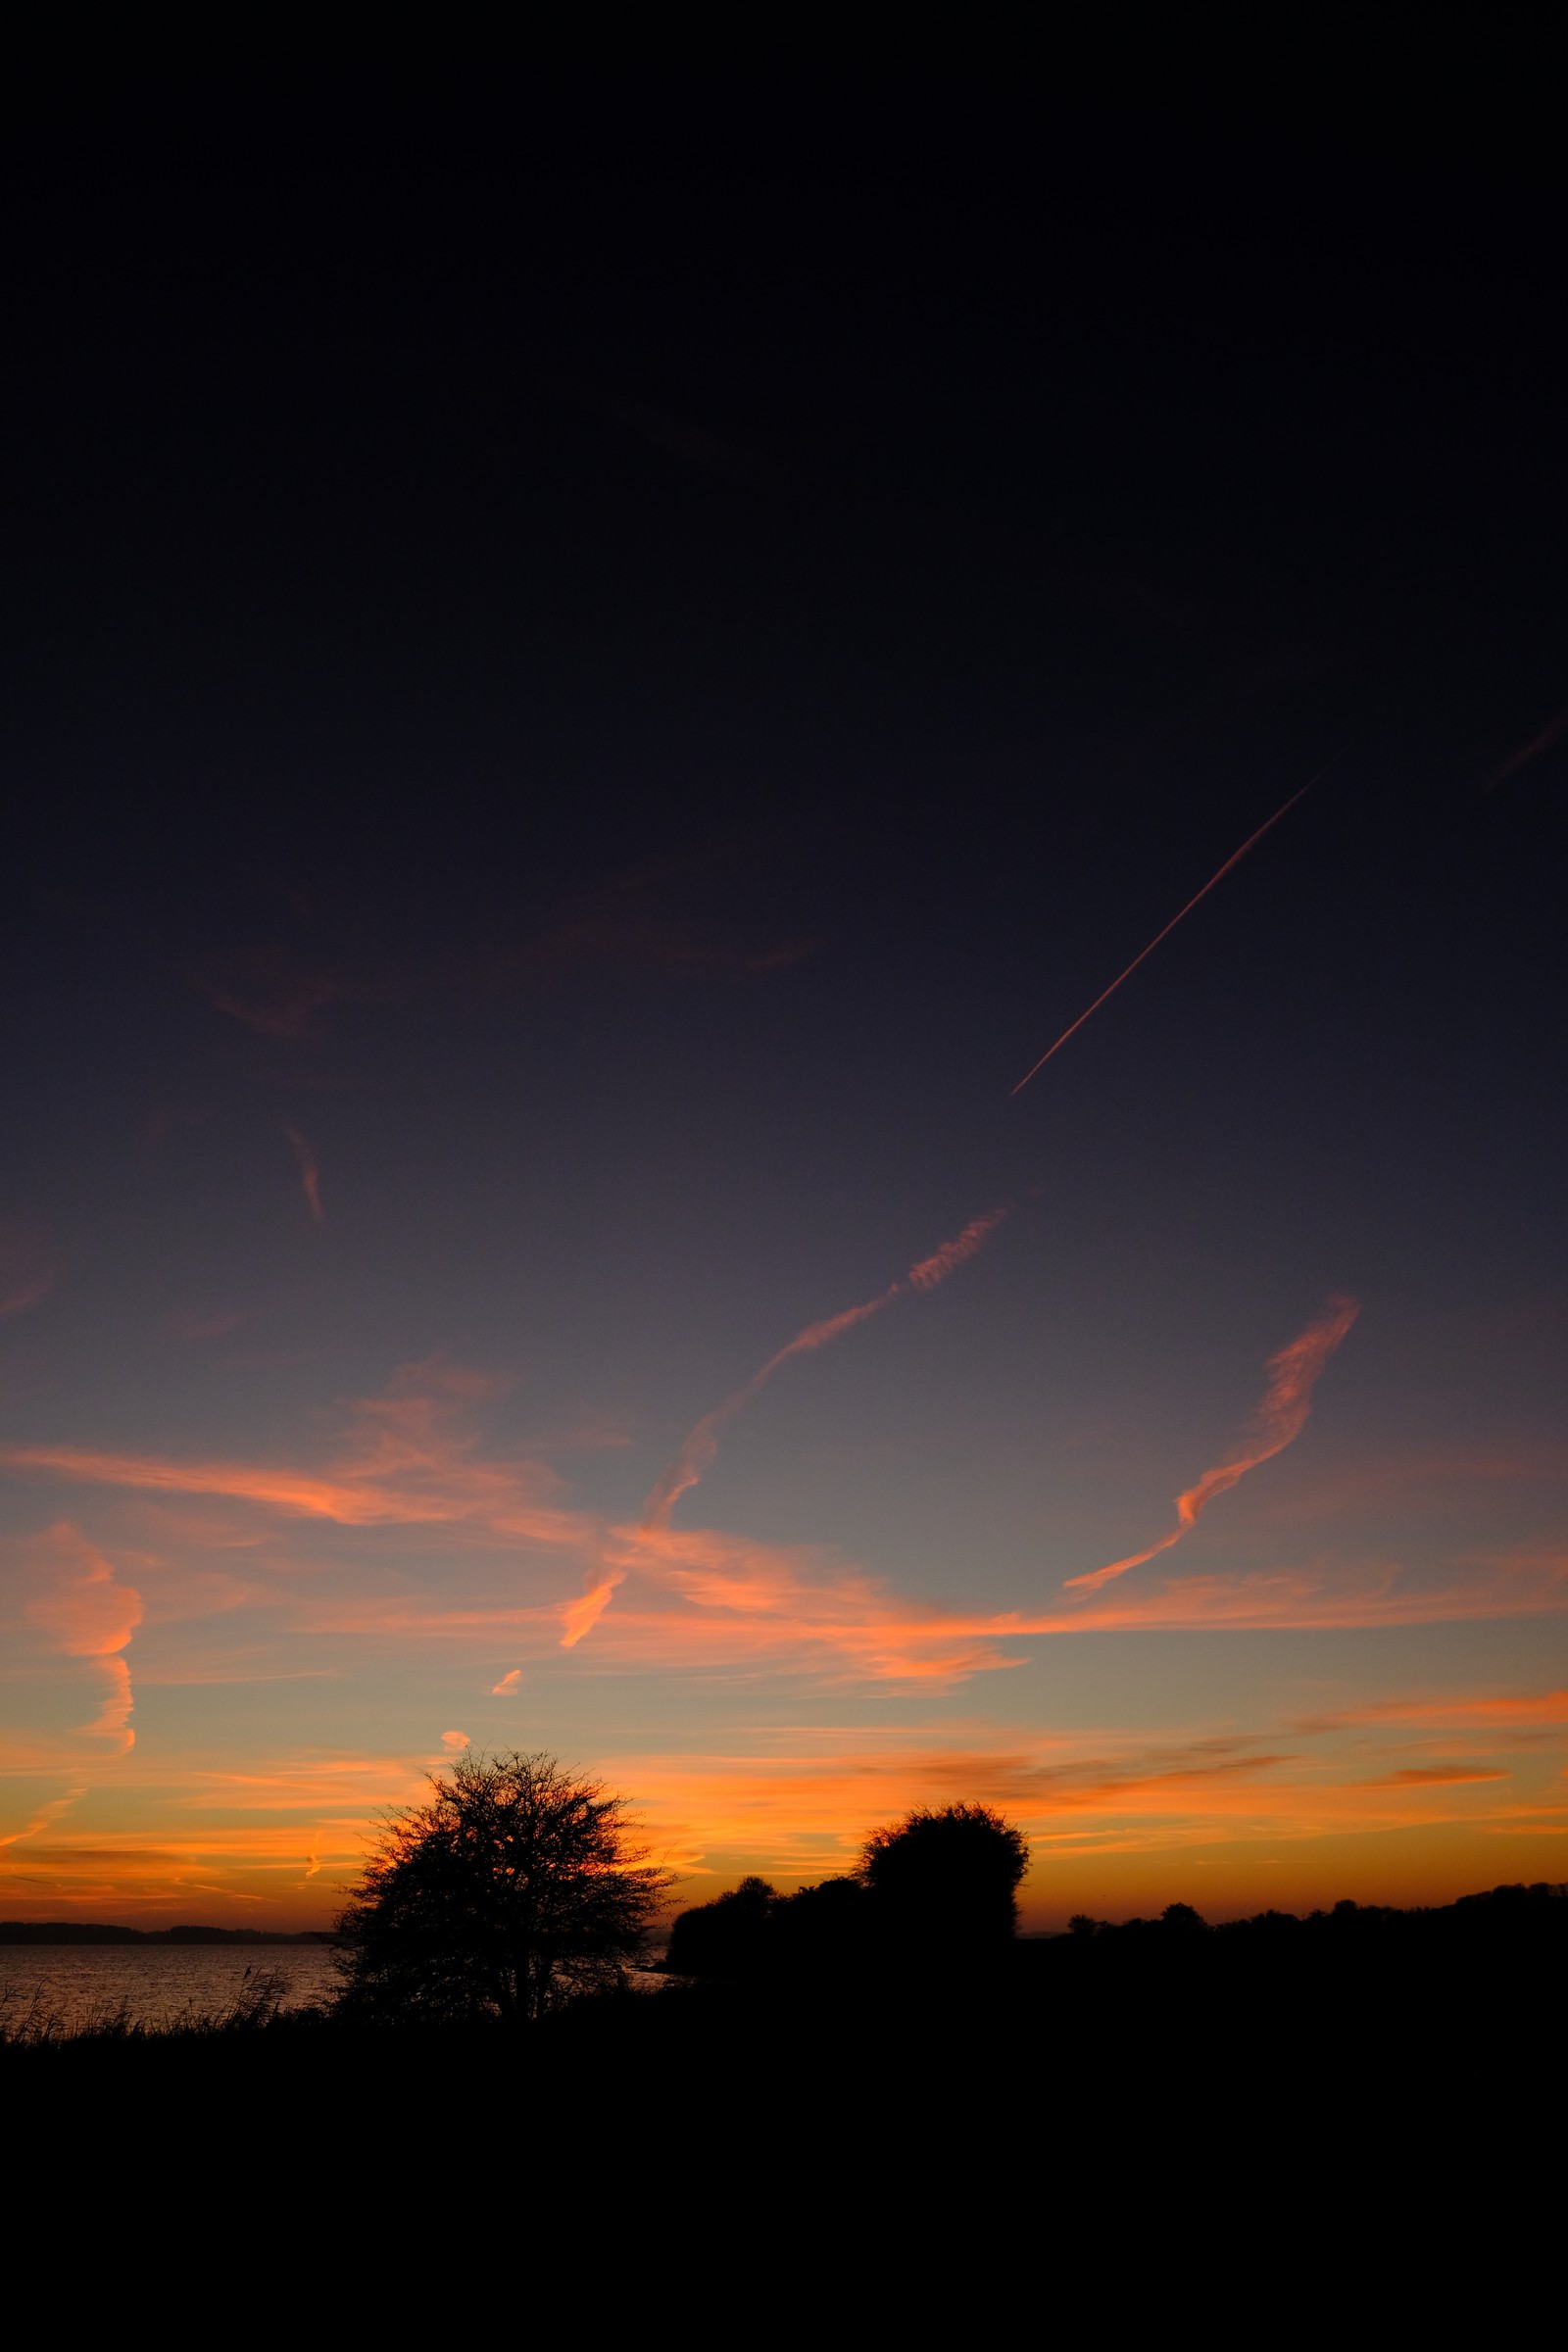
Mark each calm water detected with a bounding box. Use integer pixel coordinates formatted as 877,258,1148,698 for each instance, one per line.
0,1944,341,2035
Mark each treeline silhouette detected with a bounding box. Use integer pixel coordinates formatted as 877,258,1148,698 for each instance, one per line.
5,1761,1561,2276
663,1872,1568,1985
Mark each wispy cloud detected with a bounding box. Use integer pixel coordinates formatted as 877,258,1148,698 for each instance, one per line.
196,944,342,1038
0,1364,591,1554
577,1520,1031,1684
166,1309,244,1342
491,1669,522,1695
0,1787,85,1854
1048,1546,1568,1632
1066,1297,1359,1592
281,1122,325,1224
553,1536,1568,1683
4,1359,1563,1714
561,1580,621,1648
641,1205,1009,1533
905,1210,1010,1292
512,859,816,986
19,1524,143,1750
0,1217,54,1320
1294,1687,1568,1734
194,857,816,1046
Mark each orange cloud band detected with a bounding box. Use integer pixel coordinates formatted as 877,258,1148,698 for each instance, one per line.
0,1439,590,1551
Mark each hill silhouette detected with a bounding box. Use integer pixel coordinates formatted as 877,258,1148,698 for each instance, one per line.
0,1923,331,1944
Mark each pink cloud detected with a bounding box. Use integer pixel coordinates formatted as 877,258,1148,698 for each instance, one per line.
0,1367,592,1554
906,1209,1009,1292
561,1580,621,1647
5,1359,1564,1709
20,1524,143,1749
24,1526,144,1657
1066,1297,1359,1592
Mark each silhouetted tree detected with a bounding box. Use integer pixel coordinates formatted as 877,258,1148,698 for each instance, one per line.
1160,1902,1206,1933
334,1750,671,2023
772,1874,870,1970
859,1802,1029,1949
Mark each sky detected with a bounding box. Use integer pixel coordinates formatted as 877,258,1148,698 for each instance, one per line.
2,63,1565,1928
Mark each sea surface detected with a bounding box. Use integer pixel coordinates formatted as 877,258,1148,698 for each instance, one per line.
0,1943,341,2036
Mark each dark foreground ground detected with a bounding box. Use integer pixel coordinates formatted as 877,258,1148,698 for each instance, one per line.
9,1890,1560,2314
8,1886,1561,2306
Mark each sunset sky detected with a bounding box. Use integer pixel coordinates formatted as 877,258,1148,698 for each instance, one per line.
3,67,1564,1927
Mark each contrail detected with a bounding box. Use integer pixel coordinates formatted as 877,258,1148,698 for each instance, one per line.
1010,770,1330,1095
1064,1295,1358,1592
639,1207,1009,1534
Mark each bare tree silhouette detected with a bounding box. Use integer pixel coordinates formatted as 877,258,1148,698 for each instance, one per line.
334,1750,671,2023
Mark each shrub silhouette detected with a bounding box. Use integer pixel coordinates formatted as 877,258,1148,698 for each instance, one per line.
772,1875,869,1968
859,1802,1029,1949
664,1876,777,1978
334,1750,670,2023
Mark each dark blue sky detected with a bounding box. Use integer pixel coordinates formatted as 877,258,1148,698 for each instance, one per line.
2,64,1564,1923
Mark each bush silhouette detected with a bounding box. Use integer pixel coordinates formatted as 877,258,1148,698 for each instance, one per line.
858,1802,1029,1948
665,1877,778,1978
334,1750,670,2023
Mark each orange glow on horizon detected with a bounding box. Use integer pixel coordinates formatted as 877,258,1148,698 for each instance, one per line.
4,1706,1560,1931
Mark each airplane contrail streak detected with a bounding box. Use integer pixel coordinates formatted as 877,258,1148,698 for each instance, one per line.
1010,770,1330,1095
1063,1295,1359,1592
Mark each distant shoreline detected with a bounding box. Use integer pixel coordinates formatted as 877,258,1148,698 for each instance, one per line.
0,1923,334,1945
